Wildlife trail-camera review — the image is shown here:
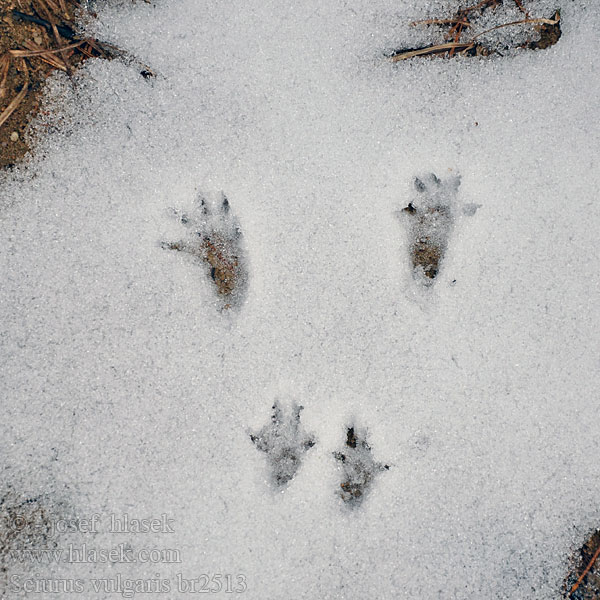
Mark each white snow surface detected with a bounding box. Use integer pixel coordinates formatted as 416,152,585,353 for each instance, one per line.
1,0,600,598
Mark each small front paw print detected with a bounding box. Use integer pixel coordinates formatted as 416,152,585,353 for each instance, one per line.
162,191,247,309
333,425,389,507
250,401,316,487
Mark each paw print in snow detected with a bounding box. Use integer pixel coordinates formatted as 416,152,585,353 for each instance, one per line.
333,426,389,507
162,191,247,309
399,173,478,286
250,401,316,487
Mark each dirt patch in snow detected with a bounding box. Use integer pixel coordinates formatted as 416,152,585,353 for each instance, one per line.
0,0,153,169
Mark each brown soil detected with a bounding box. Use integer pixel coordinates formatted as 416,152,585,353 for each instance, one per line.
412,238,443,280
202,233,242,298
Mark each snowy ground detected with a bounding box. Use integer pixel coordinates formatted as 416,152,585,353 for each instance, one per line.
1,0,600,598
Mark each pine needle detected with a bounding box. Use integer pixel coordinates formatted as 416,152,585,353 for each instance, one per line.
410,18,472,28
0,54,10,99
21,41,69,71
389,42,475,62
0,60,29,129
9,39,86,59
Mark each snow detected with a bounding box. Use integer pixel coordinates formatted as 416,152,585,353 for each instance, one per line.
1,0,600,598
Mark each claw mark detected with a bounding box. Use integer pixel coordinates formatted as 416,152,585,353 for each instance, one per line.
333,426,389,507
400,173,462,286
250,401,316,487
162,191,247,309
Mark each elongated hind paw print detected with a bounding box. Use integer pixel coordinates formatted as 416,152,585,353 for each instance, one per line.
162,191,247,309
250,401,316,487
400,173,459,286
333,426,389,507
399,173,480,286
